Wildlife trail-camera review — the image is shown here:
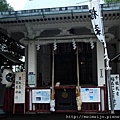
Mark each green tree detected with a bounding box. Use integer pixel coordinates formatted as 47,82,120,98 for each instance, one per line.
105,0,120,3
0,0,24,61
0,0,14,11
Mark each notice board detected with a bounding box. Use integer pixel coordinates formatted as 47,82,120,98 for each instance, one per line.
32,89,50,103
14,72,26,103
108,74,120,110
80,88,100,102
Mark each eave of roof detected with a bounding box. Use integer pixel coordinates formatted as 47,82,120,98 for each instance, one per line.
0,51,23,65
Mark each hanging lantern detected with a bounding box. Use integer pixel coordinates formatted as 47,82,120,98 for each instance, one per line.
1,67,14,88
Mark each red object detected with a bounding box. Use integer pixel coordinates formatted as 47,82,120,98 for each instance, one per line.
2,86,107,113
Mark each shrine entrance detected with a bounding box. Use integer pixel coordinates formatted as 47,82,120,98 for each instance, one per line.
54,43,77,112
54,43,77,85
54,42,97,86
53,42,97,111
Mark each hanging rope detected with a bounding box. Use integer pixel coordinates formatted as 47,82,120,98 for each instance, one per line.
76,47,80,90
76,46,82,111
52,48,54,100
50,47,55,112
50,40,57,111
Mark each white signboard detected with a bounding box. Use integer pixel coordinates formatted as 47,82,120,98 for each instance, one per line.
108,74,120,110
32,89,50,103
14,72,26,103
80,88,100,102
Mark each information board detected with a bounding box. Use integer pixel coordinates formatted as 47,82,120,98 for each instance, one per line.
108,74,120,110
28,72,35,85
14,72,26,103
80,88,100,102
32,89,50,103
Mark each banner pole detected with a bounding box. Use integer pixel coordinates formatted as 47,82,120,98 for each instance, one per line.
100,8,114,115
88,0,114,114
101,7,114,114
106,69,114,114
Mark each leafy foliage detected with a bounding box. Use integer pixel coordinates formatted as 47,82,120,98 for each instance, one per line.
0,1,25,60
105,0,120,3
0,32,25,59
0,0,14,11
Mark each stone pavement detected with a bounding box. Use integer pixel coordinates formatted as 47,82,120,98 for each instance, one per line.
0,112,120,120
0,113,67,120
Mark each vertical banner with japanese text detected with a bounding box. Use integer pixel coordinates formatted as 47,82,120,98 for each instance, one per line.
108,74,120,110
88,0,110,70
14,72,26,103
88,0,104,43
88,0,114,112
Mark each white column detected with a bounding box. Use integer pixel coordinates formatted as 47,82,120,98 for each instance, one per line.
97,40,105,86
28,40,37,87
25,46,28,80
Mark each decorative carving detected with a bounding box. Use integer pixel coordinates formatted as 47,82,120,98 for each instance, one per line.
24,24,45,39
25,24,36,39
86,26,94,33
105,33,115,42
56,28,72,36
